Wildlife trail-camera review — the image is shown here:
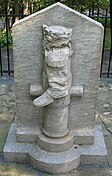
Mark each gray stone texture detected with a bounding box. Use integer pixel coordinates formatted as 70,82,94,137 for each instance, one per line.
3,123,108,174
12,2,104,142
0,76,111,175
3,2,107,174
38,131,74,152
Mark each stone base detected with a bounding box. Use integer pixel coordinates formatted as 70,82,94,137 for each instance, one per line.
3,123,108,174
38,131,74,152
16,126,94,145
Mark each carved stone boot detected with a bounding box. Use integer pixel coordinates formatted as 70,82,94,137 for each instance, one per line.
33,91,54,107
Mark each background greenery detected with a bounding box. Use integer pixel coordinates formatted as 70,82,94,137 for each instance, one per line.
0,0,110,13
0,0,110,48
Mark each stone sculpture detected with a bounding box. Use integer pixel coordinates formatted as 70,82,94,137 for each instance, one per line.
33,25,73,140
3,3,108,174
33,25,73,107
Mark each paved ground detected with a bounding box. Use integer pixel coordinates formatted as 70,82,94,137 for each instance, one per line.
102,49,112,76
0,76,112,176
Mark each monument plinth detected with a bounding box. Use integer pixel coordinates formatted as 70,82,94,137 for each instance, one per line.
3,2,108,174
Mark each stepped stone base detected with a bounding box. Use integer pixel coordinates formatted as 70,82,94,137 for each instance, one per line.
38,132,74,152
3,123,108,174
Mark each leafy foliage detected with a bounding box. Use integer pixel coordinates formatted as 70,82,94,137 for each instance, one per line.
0,29,12,48
61,0,109,10
0,0,110,48
0,0,110,14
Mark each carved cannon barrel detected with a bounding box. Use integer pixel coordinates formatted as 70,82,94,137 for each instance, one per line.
42,95,70,138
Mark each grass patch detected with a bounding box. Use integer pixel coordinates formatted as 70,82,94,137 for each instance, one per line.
105,28,111,49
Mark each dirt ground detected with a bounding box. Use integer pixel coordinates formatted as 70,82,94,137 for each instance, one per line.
0,76,112,176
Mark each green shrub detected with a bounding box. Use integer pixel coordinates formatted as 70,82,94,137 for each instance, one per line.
98,18,110,28
105,28,111,48
0,29,12,48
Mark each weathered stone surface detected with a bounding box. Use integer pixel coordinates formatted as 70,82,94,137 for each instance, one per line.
33,24,73,142
70,86,83,97
3,123,108,174
33,92,54,107
12,2,103,141
72,128,94,145
30,84,43,97
3,2,107,174
30,84,84,97
0,77,111,175
0,85,8,95
38,132,74,152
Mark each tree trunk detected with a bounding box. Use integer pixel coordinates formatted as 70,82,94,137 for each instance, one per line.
23,0,29,15
14,1,20,23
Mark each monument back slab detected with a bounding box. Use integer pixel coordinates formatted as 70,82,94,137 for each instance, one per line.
13,3,104,142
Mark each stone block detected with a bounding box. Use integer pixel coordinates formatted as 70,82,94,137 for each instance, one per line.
12,2,104,139
3,123,108,174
